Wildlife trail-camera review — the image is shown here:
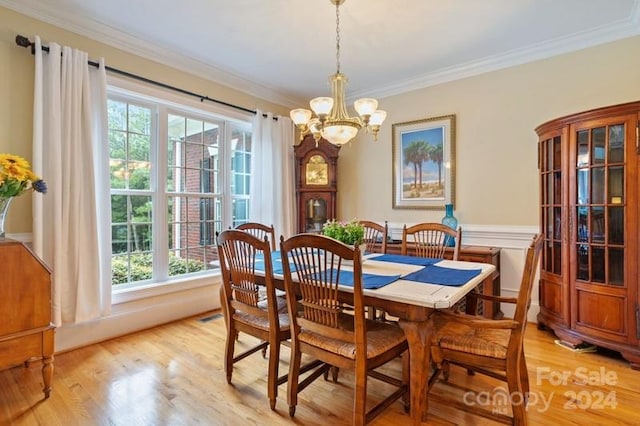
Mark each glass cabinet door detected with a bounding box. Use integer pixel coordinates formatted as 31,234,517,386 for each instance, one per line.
539,129,568,321
540,134,564,276
568,115,636,341
572,122,626,286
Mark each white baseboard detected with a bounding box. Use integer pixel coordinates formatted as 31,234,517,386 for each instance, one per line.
502,301,540,323
55,283,221,353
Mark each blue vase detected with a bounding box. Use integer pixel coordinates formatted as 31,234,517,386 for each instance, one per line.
441,203,458,247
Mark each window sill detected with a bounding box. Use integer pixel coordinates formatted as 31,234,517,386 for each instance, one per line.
112,271,222,305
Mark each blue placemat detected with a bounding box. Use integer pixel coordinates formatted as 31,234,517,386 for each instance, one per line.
255,251,297,275
305,269,401,289
403,264,482,286
370,254,439,266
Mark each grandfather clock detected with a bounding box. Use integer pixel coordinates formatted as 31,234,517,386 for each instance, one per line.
294,134,340,233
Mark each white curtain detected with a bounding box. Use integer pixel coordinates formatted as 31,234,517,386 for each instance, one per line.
32,36,111,326
250,110,296,240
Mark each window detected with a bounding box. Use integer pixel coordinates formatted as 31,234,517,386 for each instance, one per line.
108,87,252,290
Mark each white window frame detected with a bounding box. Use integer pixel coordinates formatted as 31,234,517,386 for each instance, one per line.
107,76,253,304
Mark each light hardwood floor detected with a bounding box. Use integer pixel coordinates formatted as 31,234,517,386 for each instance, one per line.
1,311,639,425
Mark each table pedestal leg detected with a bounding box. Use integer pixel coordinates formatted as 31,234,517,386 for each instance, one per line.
398,317,434,424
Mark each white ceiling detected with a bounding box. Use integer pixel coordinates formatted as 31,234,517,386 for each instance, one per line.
3,0,640,108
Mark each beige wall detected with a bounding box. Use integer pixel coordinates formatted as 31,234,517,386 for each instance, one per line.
338,35,640,228
2,6,640,234
0,6,289,234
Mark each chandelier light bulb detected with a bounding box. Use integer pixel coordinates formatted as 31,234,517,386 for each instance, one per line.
369,110,387,126
354,98,378,118
290,108,312,126
310,97,334,117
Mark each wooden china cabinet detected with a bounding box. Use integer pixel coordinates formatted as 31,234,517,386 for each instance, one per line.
294,134,340,233
536,101,640,368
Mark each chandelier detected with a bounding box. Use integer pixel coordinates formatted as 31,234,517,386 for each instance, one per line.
289,0,386,146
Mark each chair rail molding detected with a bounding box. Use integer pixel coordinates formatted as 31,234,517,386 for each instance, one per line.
387,222,538,249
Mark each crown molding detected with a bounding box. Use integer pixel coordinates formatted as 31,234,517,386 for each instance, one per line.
0,0,300,108
352,5,640,100
4,0,639,107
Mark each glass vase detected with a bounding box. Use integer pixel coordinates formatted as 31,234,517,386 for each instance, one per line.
0,197,14,240
441,203,458,247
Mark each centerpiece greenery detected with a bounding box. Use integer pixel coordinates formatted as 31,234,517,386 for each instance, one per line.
322,219,364,246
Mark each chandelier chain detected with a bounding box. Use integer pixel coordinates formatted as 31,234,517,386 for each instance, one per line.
335,1,341,73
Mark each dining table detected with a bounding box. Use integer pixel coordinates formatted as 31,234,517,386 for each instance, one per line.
258,250,496,425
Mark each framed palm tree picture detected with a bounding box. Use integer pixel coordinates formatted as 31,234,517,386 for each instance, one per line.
392,115,455,209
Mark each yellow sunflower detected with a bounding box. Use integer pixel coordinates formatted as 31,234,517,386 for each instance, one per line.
0,154,31,181
0,153,46,198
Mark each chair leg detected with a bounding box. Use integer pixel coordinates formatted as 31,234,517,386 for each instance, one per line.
322,365,340,383
287,341,302,417
367,306,376,320
402,352,410,413
224,325,237,384
331,366,339,383
442,361,450,382
506,362,526,426
519,349,530,401
268,339,280,410
353,368,367,426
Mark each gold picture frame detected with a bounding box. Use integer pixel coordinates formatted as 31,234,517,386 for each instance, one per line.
392,115,456,210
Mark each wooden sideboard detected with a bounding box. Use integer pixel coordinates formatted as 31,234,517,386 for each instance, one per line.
386,242,502,319
0,239,55,398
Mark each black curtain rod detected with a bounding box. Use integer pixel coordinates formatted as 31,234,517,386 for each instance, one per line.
15,34,276,119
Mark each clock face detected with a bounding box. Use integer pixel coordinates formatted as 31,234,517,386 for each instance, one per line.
305,155,328,185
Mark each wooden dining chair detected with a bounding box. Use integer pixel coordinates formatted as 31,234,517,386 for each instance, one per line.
357,220,389,320
280,234,409,425
358,220,388,254
401,222,461,261
217,229,289,410
401,222,467,312
427,234,543,425
235,222,277,251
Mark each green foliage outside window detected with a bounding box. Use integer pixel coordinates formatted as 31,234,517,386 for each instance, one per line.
112,252,205,285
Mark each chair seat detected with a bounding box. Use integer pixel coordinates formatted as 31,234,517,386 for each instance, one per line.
434,319,510,359
234,306,290,332
299,313,406,359
257,293,288,313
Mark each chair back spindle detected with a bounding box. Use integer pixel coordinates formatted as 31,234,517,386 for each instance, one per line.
402,222,461,260
235,222,277,251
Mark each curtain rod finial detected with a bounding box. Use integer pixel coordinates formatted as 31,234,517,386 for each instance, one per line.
15,35,34,54
15,35,31,48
